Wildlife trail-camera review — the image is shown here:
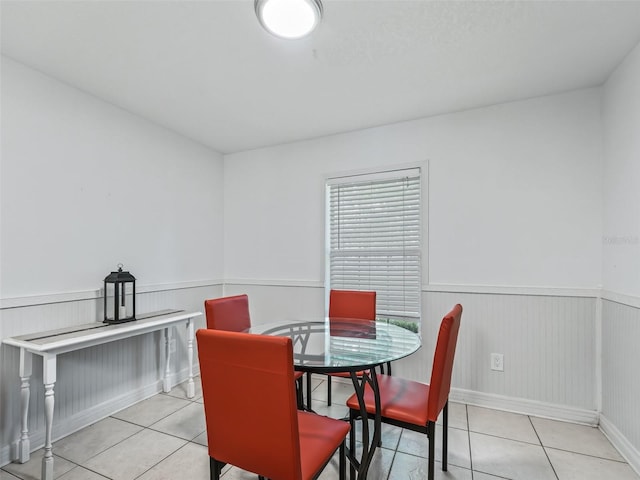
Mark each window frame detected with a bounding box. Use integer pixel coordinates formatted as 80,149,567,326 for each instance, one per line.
324,163,428,330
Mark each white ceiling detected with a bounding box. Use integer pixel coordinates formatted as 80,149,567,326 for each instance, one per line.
2,1,640,154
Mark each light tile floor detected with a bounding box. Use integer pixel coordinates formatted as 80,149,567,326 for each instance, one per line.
2,375,639,480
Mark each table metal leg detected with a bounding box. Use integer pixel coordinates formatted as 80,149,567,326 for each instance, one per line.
348,368,381,479
186,319,195,398
18,349,32,463
41,354,57,480
306,372,313,411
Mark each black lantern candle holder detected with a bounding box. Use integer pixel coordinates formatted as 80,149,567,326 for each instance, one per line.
104,264,136,324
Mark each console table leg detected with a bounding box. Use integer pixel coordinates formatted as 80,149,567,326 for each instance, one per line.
41,354,56,480
18,349,32,463
163,327,172,393
186,319,195,399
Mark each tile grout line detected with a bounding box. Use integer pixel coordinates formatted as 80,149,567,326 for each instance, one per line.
466,429,543,446
132,440,195,480
114,398,196,430
544,445,635,464
466,404,475,480
528,415,560,480
53,419,145,467
70,463,112,479
53,402,199,479
384,429,400,480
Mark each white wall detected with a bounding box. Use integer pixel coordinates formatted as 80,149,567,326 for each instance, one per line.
602,43,640,297
0,56,224,465
224,88,603,289
600,40,640,471
223,89,603,421
0,56,225,299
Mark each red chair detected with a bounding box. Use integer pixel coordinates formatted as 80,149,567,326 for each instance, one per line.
197,329,350,480
329,289,377,321
346,304,463,480
320,289,377,408
204,294,251,332
204,294,305,409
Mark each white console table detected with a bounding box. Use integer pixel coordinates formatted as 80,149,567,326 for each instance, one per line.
2,309,202,480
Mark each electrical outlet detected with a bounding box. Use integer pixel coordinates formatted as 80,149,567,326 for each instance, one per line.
491,353,504,372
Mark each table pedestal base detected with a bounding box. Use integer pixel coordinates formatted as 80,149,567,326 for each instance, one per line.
347,369,381,480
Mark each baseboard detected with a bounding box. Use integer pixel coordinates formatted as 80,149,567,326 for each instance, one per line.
319,378,599,426
599,414,640,477
0,365,199,468
0,445,10,471
450,388,599,426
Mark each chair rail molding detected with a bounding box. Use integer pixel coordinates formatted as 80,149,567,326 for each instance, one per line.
601,290,640,309
224,278,324,288
425,283,601,298
222,279,603,298
0,279,224,309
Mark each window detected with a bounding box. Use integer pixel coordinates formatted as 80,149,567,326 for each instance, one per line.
326,168,422,331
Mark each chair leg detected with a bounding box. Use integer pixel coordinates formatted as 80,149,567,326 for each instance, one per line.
327,375,332,406
210,457,222,480
339,440,346,480
306,372,313,411
442,400,448,471
427,421,435,480
296,377,304,410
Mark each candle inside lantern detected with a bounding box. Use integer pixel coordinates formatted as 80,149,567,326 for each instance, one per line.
120,289,127,318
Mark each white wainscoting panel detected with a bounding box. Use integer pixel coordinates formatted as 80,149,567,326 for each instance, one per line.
224,284,598,418
420,291,597,410
601,299,640,474
0,284,221,466
223,283,325,325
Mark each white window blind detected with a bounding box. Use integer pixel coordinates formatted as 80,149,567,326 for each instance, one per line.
327,170,421,326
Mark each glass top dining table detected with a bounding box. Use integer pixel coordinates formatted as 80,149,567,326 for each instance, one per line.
247,318,422,479
248,317,421,372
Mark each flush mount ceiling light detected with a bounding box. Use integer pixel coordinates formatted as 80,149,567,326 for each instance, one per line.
255,0,323,39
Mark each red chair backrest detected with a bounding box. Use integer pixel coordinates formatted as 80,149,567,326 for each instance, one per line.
197,329,302,479
329,289,376,320
427,304,463,422
204,294,251,332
